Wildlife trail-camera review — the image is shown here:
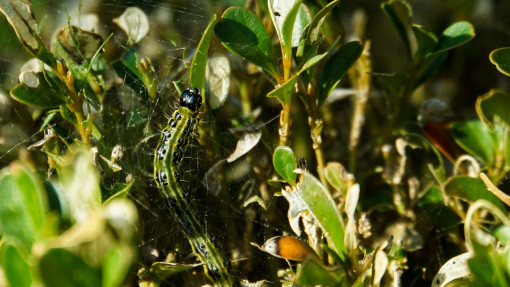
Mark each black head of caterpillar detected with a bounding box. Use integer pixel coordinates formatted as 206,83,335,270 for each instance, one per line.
179,88,202,113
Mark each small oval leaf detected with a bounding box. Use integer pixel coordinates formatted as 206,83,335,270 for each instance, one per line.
432,21,475,55
273,146,297,184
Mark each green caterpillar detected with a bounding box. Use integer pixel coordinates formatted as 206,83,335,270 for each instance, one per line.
153,88,233,286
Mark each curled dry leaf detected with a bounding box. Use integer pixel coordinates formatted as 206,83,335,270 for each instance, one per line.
19,71,39,88
56,26,103,63
373,247,389,286
18,58,52,90
345,184,360,219
0,0,39,51
70,14,100,33
113,7,149,44
324,161,355,196
226,130,262,163
242,195,267,210
240,279,266,287
344,184,360,253
432,252,472,287
206,55,230,109
20,58,50,74
202,159,225,196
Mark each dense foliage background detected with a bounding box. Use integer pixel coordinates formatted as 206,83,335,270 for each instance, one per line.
1,0,510,286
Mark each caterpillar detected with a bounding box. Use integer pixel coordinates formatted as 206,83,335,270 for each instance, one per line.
153,88,234,286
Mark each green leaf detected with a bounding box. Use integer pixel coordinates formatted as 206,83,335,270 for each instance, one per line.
418,187,459,230
476,90,510,128
298,35,342,73
214,7,278,80
58,149,102,222
324,162,350,196
381,0,412,58
10,72,66,108
432,21,475,55
372,72,408,105
296,257,343,286
189,14,216,93
102,247,132,287
267,76,296,105
494,226,510,245
103,180,135,205
490,48,510,77
270,35,341,104
412,24,437,60
52,41,103,111
319,41,363,105
283,171,346,259
269,0,309,51
414,52,447,88
272,146,297,184
468,238,509,286
0,0,56,67
280,0,303,61
300,171,345,256
0,163,47,250
2,244,31,287
305,0,341,43
444,176,505,213
451,119,495,166
60,104,78,126
39,248,101,287
112,48,157,102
